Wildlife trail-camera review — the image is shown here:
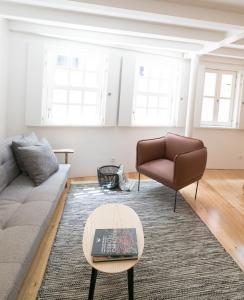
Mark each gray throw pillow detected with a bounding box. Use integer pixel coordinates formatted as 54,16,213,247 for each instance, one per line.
17,144,59,186
12,132,40,173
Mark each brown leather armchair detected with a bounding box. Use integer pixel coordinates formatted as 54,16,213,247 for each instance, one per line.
136,133,207,212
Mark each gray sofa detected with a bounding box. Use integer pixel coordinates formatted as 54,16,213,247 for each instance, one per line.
0,136,70,300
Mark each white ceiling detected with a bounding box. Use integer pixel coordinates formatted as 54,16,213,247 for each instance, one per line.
2,0,244,59
163,0,244,14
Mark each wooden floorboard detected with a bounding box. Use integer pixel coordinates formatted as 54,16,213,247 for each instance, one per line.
17,170,244,300
181,170,244,272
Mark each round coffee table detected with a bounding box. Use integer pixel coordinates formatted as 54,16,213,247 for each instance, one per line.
83,203,144,300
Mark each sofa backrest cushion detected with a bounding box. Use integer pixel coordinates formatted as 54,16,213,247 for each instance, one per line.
165,133,204,161
16,143,59,186
0,136,22,193
12,132,40,173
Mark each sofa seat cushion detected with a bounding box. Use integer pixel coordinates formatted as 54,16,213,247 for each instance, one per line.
0,263,23,299
5,201,55,229
0,200,20,229
0,226,42,263
0,226,44,300
138,159,174,189
0,164,70,204
0,175,34,203
41,164,70,186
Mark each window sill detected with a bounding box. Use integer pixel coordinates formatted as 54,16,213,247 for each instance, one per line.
197,125,239,130
29,125,110,128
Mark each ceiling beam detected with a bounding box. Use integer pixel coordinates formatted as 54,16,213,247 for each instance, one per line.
7,0,244,31
0,1,227,45
209,47,244,59
198,31,244,55
9,20,203,52
201,54,244,66
232,39,244,46
226,44,244,50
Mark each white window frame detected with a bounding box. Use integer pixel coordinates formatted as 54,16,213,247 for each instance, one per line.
200,68,237,127
42,45,109,126
126,54,184,127
194,60,244,130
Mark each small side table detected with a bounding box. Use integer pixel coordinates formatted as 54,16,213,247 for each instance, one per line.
53,149,74,164
83,203,144,300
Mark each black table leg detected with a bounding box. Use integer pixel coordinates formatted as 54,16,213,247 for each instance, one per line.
88,267,97,300
127,267,134,300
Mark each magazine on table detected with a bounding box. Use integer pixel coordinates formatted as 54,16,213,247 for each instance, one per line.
91,228,138,262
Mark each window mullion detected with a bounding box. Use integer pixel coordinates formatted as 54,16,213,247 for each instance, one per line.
214,71,221,125
228,73,237,124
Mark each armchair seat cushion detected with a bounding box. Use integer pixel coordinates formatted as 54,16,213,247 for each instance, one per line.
137,159,175,189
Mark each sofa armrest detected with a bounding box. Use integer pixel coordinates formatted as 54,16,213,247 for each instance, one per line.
136,137,165,168
174,147,207,189
53,149,74,164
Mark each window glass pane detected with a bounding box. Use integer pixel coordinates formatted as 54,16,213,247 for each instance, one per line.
220,74,233,98
45,47,108,126
136,95,147,107
138,66,145,77
138,65,149,77
86,58,100,71
159,109,170,124
203,72,217,97
133,56,180,126
147,108,158,121
83,106,97,123
148,96,158,107
52,104,67,122
150,66,161,78
218,98,230,123
56,55,68,67
138,78,148,92
159,79,172,94
84,91,97,105
68,105,81,122
148,79,159,93
53,89,67,104
134,108,147,123
70,71,83,86
158,96,169,109
69,90,82,104
84,72,97,88
71,57,80,69
55,69,69,85
201,97,214,122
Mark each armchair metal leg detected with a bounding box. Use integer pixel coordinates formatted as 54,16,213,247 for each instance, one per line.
173,191,178,212
194,181,199,200
138,173,141,191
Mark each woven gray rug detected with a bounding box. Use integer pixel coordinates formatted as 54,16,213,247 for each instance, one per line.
38,181,244,300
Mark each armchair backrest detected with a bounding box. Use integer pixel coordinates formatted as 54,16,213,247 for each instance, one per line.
165,133,204,161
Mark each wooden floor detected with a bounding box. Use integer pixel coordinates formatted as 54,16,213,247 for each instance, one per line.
17,169,244,299
181,169,244,272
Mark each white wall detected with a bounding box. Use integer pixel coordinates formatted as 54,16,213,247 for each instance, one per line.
6,30,244,176
6,31,183,177
0,19,8,139
193,128,244,169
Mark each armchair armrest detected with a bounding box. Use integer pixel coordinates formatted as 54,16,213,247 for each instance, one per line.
174,147,207,190
136,137,165,168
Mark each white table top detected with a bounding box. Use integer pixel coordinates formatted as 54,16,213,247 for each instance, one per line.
82,203,144,273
